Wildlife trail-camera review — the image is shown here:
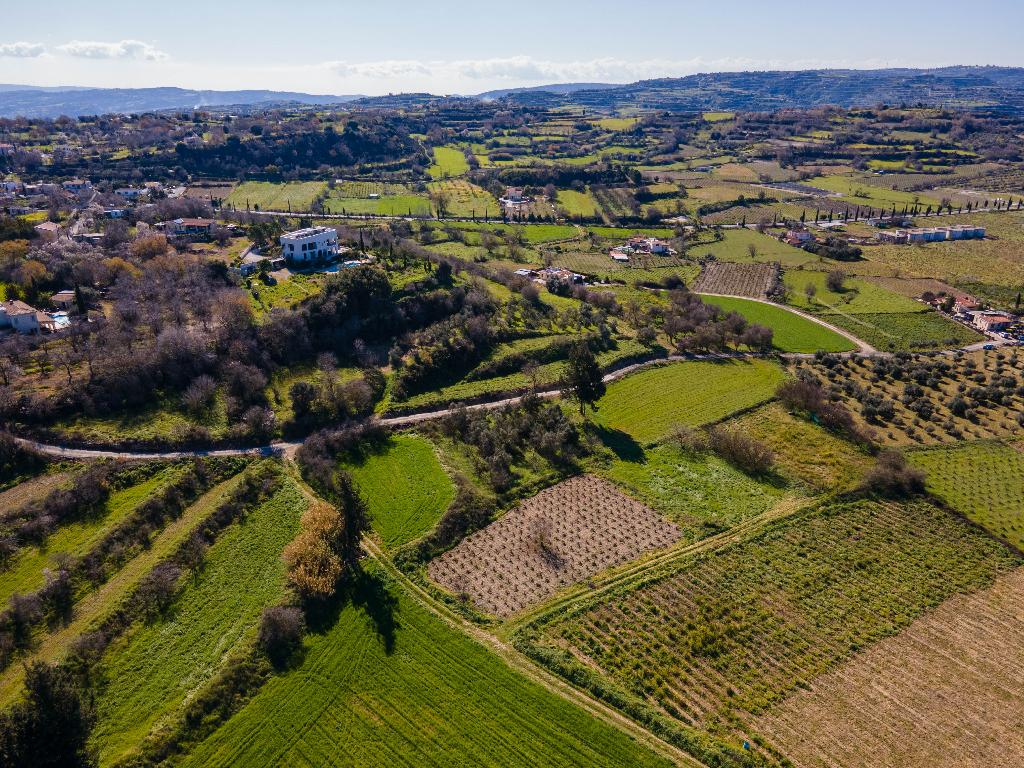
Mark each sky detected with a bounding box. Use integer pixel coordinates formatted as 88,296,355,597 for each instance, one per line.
1,1,1023,96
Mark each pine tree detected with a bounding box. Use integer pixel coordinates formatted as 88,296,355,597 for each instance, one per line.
562,342,605,418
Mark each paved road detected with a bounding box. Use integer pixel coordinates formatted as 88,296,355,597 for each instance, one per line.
11,297,1014,462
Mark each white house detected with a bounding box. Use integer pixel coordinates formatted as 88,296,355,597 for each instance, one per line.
62,179,93,195
0,300,41,334
280,226,339,263
34,221,60,242
115,187,146,200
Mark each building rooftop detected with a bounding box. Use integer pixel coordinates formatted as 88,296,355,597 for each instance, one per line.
2,300,37,316
281,226,336,239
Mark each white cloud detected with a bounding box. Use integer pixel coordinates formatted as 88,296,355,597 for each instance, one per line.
331,60,432,79
57,40,168,62
326,55,915,88
0,42,46,58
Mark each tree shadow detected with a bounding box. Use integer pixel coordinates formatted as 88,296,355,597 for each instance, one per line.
590,424,645,463
350,567,400,655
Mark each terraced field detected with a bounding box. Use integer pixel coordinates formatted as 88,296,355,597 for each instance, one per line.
346,435,455,550
0,471,250,706
0,465,185,605
179,567,673,768
909,441,1024,550
91,479,306,765
595,360,788,444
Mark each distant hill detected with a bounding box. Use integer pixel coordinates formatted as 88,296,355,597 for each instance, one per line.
476,83,622,100
493,67,1024,112
0,86,360,118
5,67,1024,118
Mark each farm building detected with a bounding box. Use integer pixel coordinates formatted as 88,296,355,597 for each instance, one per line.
235,252,286,277
784,230,815,246
879,226,986,244
610,237,675,260
34,221,59,241
0,300,41,334
973,312,1015,332
61,178,93,195
167,217,215,239
280,226,339,263
50,290,78,311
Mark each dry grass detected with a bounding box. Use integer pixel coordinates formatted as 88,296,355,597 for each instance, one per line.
0,472,71,517
755,567,1024,768
428,476,681,618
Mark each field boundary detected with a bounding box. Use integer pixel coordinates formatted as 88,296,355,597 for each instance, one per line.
360,536,704,768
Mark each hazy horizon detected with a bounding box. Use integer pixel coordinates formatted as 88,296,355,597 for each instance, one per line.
2,0,1023,96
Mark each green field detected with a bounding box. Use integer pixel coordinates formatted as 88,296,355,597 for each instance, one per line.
825,309,982,351
325,194,431,216
427,180,500,218
0,466,184,605
346,435,456,550
428,146,470,179
728,403,874,493
91,479,305,765
250,274,324,318
806,175,941,208
226,182,327,212
180,566,672,768
602,444,785,537
526,498,1019,752
695,229,816,268
595,360,787,445
0,472,250,706
910,442,1024,550
783,270,927,314
557,189,601,218
698,294,857,353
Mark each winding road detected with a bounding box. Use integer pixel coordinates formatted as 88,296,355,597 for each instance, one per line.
10,296,1011,462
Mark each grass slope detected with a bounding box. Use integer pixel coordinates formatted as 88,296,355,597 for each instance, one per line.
0,466,184,605
596,360,787,445
0,472,249,706
91,479,305,766
698,294,856,353
346,435,456,550
602,444,784,537
179,568,672,768
226,182,327,212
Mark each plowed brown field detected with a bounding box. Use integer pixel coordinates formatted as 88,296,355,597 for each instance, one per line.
756,567,1024,768
428,476,681,618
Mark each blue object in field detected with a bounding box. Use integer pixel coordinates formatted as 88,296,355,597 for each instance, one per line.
743,741,750,751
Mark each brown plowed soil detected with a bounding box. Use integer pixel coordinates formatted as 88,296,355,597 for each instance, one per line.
428,475,681,618
755,567,1024,768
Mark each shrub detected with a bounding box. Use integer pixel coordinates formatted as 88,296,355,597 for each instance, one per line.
257,606,305,667
861,450,926,498
283,502,345,600
134,563,182,619
707,427,774,475
0,661,95,768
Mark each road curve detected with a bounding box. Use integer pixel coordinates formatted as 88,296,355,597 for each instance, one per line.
696,292,878,354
